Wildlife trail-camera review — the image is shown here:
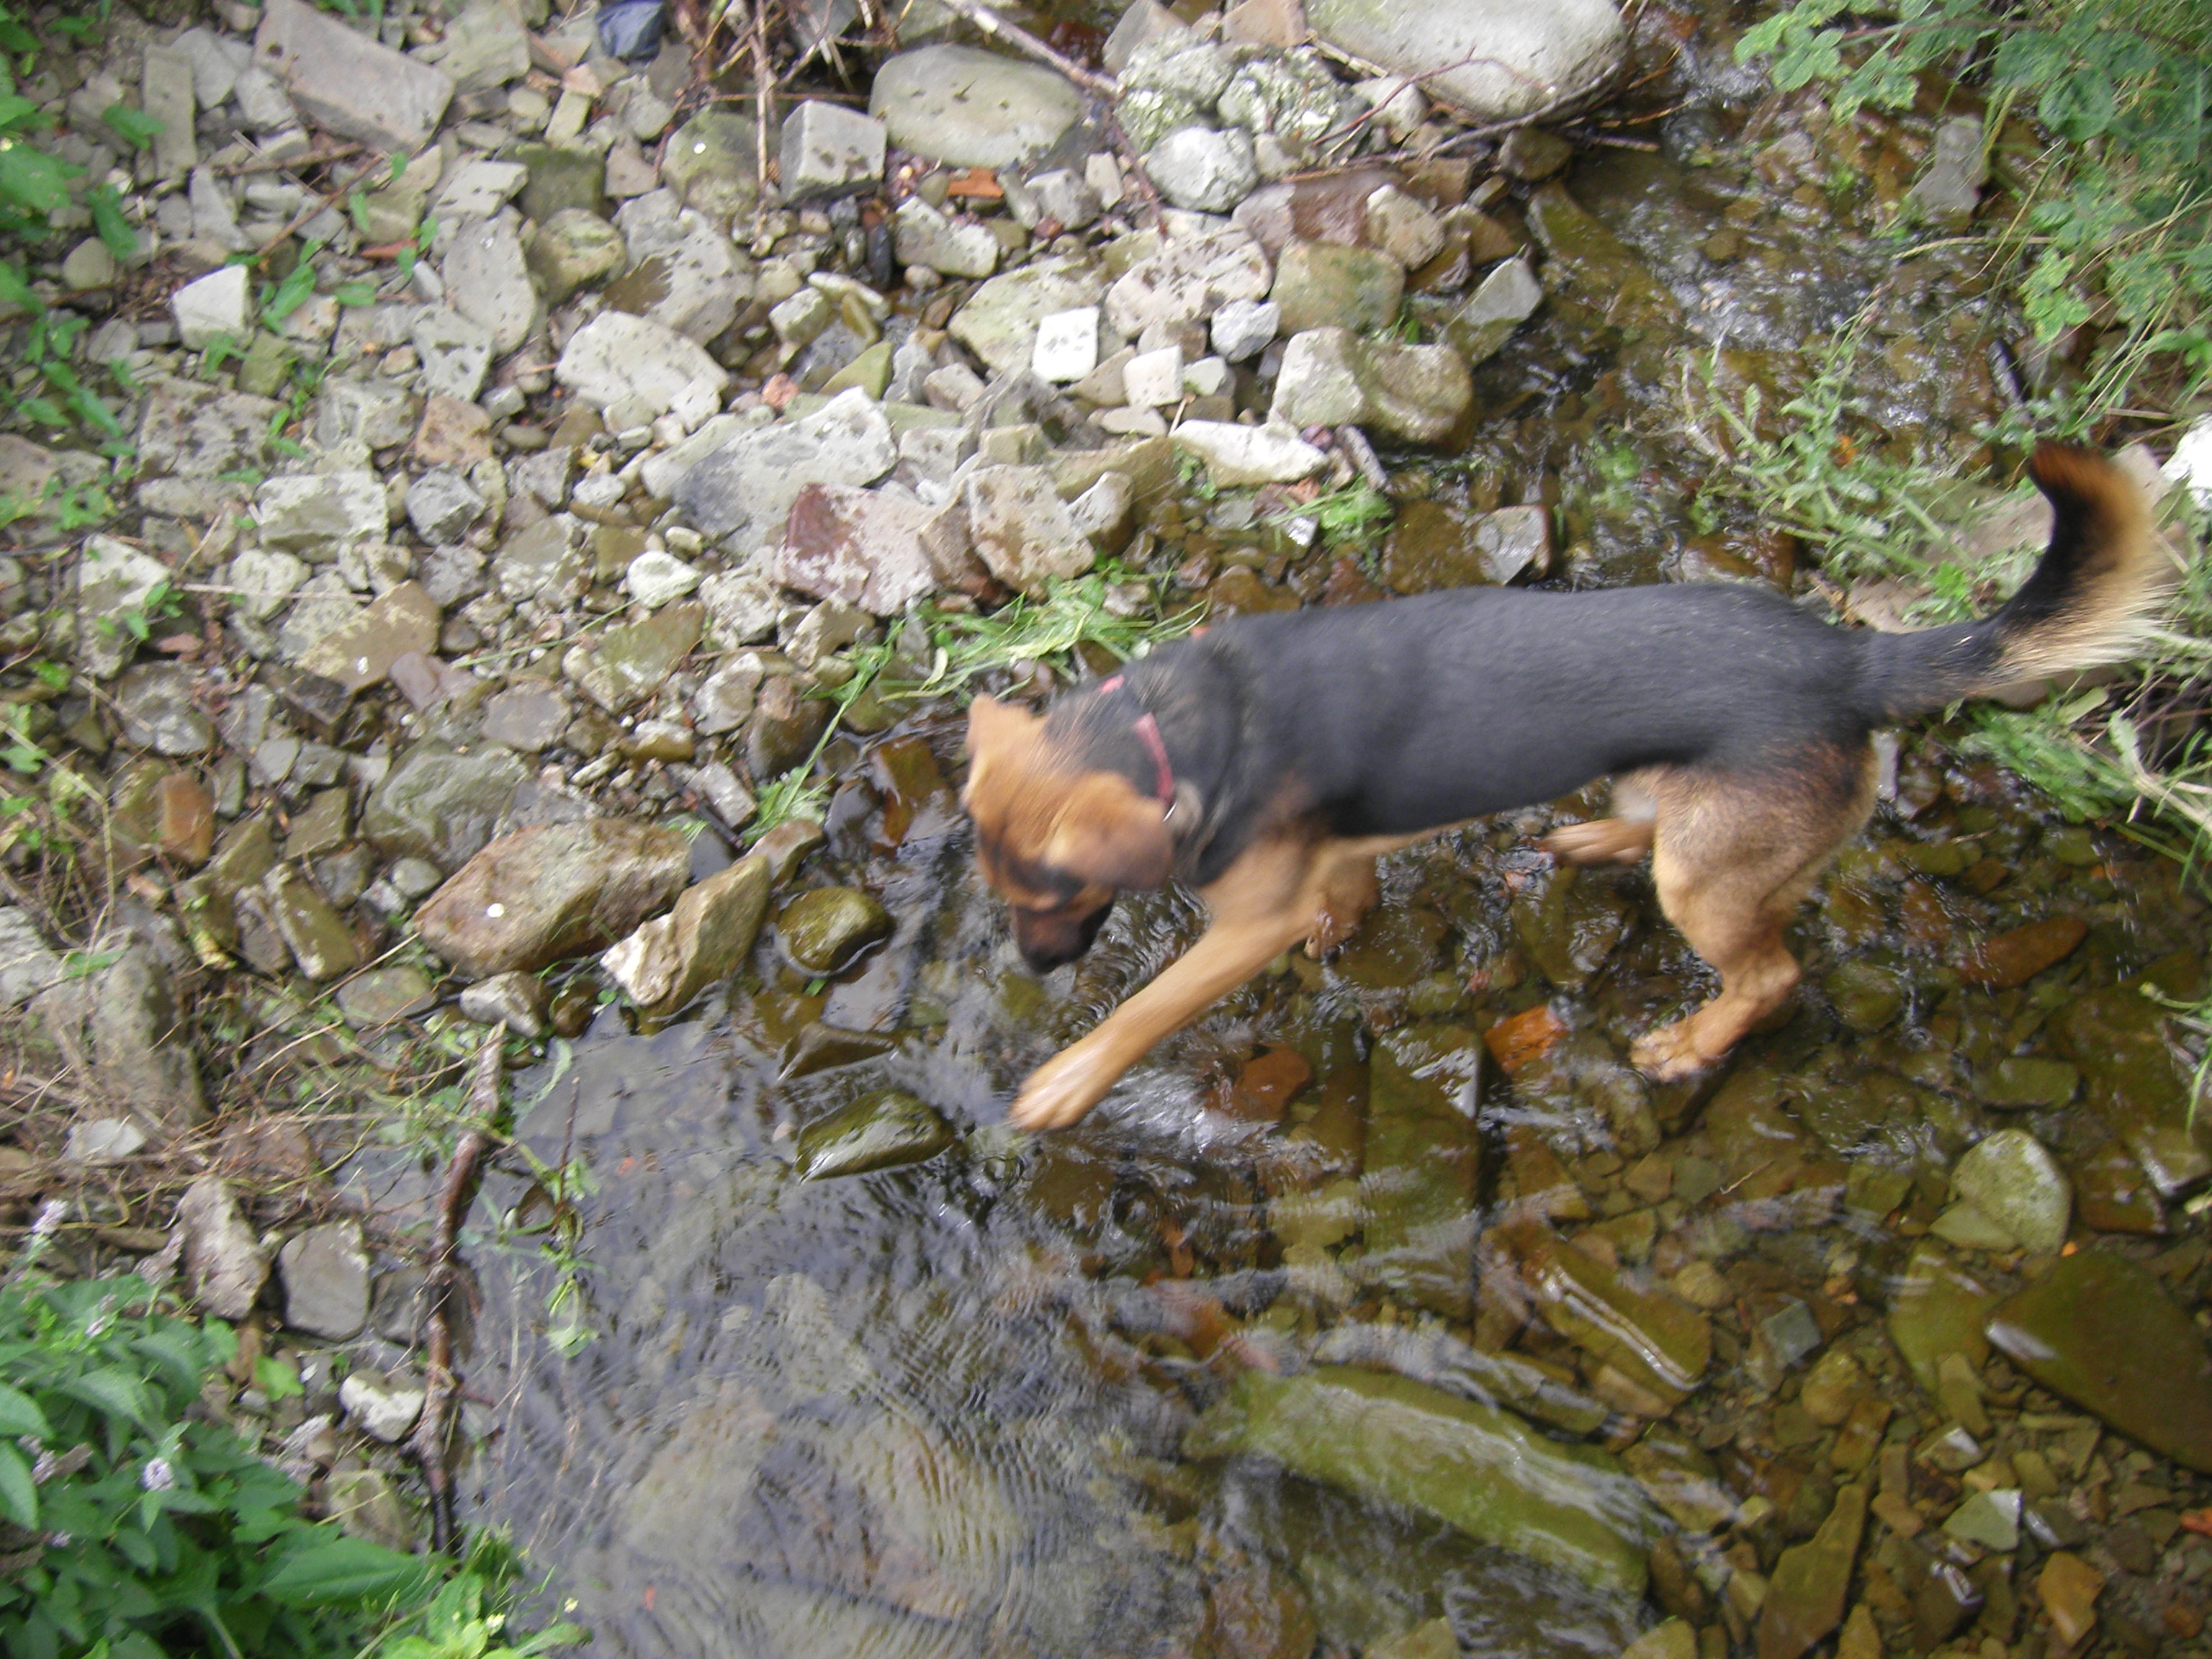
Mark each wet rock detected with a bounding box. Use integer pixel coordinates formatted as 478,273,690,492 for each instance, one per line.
1146,125,1259,212
1271,327,1470,444
254,0,454,152
2037,1551,2103,1648
1942,1486,2019,1552
361,743,528,870
0,907,63,1010
964,465,1094,594
1187,1366,1653,1593
1105,227,1273,339
415,819,691,978
116,665,215,757
1508,1218,1709,1406
870,45,1082,168
1908,116,1987,222
777,483,975,613
295,581,441,693
567,601,704,712
747,677,832,778
949,256,1110,377
277,1218,371,1341
1950,1128,2069,1252
2049,956,2208,1192
778,886,893,975
172,264,250,349
1822,959,1904,1033
458,970,548,1036
1305,0,1625,122
1444,256,1543,364
256,470,387,555
1987,1249,2212,1473
526,207,627,305
1961,914,2085,987
1172,420,1326,485
1758,1483,1866,1659
1354,1030,1481,1318
1271,238,1406,335
175,1176,269,1319
1525,181,1679,331
335,965,436,1028
1888,1242,1995,1392
891,196,999,279
1619,1621,1696,1659
601,853,771,1017
674,387,896,545
30,944,205,1131
555,310,729,422
339,1368,425,1443
795,1089,956,1179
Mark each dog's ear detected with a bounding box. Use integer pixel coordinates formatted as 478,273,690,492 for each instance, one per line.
964,695,1037,794
1045,772,1176,890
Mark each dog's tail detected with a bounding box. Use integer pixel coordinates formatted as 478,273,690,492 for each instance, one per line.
1849,444,2169,723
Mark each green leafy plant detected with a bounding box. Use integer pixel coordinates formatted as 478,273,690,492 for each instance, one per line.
260,243,325,331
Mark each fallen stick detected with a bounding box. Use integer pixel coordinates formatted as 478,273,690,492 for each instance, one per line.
408,1033,505,1555
925,0,1118,100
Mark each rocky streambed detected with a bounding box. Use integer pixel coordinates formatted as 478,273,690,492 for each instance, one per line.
3,1,2212,1658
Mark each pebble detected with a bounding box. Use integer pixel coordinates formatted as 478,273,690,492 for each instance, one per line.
1951,1128,2071,1251
276,1218,372,1341
1033,307,1102,383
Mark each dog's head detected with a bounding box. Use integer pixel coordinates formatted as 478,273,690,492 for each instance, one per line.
962,694,1176,972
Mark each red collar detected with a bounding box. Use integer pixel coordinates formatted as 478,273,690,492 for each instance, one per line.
1095,675,1174,806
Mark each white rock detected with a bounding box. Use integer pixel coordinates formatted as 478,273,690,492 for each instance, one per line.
1033,307,1101,383
893,196,999,279
433,158,527,223
66,1118,148,1164
2167,417,2212,509
1022,168,1102,231
441,216,539,355
1124,344,1184,407
614,196,753,342
1086,150,1125,208
175,1176,268,1320
1171,419,1327,485
1104,226,1272,339
626,549,702,607
1144,125,1259,214
171,264,250,349
1305,0,1627,123
1211,297,1280,362
556,310,731,420
1097,405,1170,437
779,99,888,201
1182,355,1229,397
963,465,1095,594
411,306,495,402
0,907,62,1010
339,1370,426,1442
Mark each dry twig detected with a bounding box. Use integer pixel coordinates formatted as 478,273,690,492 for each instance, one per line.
408,1034,505,1555
923,0,1118,99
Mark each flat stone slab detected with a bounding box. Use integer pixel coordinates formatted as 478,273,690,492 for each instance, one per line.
1305,0,1627,122
253,0,454,153
868,44,1082,168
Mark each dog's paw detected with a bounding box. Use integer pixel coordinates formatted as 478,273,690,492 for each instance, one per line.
1629,1018,1723,1082
1008,1049,1115,1131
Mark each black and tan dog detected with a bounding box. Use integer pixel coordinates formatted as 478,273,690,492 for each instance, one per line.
963,446,2164,1131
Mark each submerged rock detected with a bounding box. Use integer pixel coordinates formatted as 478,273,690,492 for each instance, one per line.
2048,956,2210,1194
1504,1217,1709,1406
778,886,893,974
1186,1366,1653,1593
1987,1249,2212,1473
795,1089,956,1179
1757,1483,1866,1659
1951,1128,2070,1253
415,819,693,978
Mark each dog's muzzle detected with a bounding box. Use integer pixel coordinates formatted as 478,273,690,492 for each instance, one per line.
1014,899,1113,972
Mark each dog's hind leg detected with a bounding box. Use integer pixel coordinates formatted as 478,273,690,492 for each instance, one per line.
1541,769,1661,866
1630,749,1877,1081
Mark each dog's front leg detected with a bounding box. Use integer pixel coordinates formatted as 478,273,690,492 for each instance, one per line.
1008,836,1317,1130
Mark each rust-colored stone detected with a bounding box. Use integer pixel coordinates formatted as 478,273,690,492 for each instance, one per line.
1960,914,2087,988
1485,1001,1568,1074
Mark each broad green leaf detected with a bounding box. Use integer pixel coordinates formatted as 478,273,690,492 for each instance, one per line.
0,1441,37,1530
60,1365,158,1431
0,143,78,217
88,184,137,262
100,103,167,149
260,1529,433,1606
0,1380,51,1439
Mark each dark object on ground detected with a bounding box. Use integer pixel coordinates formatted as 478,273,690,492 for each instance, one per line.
600,0,667,60
965,445,2167,1130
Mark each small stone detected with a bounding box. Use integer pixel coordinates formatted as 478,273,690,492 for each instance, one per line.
339,1369,426,1442
569,602,705,712
963,465,1094,594
1145,125,1259,213
265,865,361,981
1271,237,1405,335
1104,227,1273,341
0,907,64,1011
554,310,729,421
1909,115,1987,222
66,1118,148,1164
1123,343,1184,407
599,854,772,1017
625,549,702,608
295,582,441,693
443,217,540,356
276,1218,371,1340
1444,256,1543,364
778,99,888,200
1171,420,1326,486
1757,1483,1867,1659
1498,127,1574,182
1269,325,1470,443
361,744,528,870
778,886,892,974
894,195,998,277
171,264,250,349
256,469,387,554
526,207,627,304
1976,1054,2080,1110
673,386,896,545
1961,915,2086,988
61,238,116,290
1362,184,1446,266
2037,1551,2104,1648
115,665,215,756
948,256,1109,377
1952,1128,2071,1253
1943,1487,2020,1552
1211,297,1280,362
1617,1620,1696,1659
175,1176,269,1319
1303,0,1625,124
253,0,454,153
796,1089,956,1179
335,966,436,1028
1033,306,1101,384
458,970,548,1036
776,482,974,613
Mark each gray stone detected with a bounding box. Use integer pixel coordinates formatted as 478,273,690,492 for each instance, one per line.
567,603,706,712
1444,256,1543,364
265,863,362,981
1270,326,1471,444
294,581,441,692
949,256,1109,377
893,197,999,279
61,238,117,289
116,663,217,756
439,0,531,94
254,0,454,153
66,1118,148,1165
361,743,529,870
1305,0,1627,122
1952,1128,2072,1254
142,44,197,179
526,208,626,305
480,683,569,752
554,310,729,422
1170,419,1326,485
699,559,783,647
673,387,896,547
433,158,529,224
233,64,297,133
1103,0,1190,75
658,107,760,221
186,168,248,253
1144,126,1259,213
599,853,771,1017
405,469,485,543
256,471,387,555
76,536,174,678
1012,167,1102,232
869,45,1082,168
1364,183,1447,267
136,379,282,480
963,465,1093,595
639,413,746,499
779,99,887,201
1910,115,1988,222
775,482,974,613
0,907,62,1011
1103,227,1273,339
174,27,246,108
1211,297,1280,362
176,1176,269,1320
30,943,205,1131
334,964,436,1027
458,969,549,1035
442,217,539,356
172,264,250,349
274,572,364,662
277,1219,371,1341
493,517,586,603
412,306,496,403
1472,505,1551,584
608,197,750,342
339,1369,426,1442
